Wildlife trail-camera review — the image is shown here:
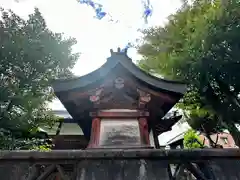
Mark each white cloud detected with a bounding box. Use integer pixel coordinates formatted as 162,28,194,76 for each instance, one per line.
1,0,182,110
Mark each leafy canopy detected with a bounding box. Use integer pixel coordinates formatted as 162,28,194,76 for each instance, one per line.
183,129,204,149
138,0,240,140
0,8,79,148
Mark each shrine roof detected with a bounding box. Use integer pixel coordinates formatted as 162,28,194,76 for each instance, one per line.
52,48,186,94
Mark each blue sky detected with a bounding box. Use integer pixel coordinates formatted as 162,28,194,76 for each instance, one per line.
2,0,183,110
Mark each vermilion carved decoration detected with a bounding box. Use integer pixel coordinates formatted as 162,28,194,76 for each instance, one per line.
137,89,151,108
89,95,100,102
138,89,151,102
135,84,176,103
89,88,103,103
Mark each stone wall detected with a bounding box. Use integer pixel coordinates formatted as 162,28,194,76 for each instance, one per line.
0,149,239,180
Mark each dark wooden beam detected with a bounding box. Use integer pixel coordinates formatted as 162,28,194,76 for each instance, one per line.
56,165,70,180
36,165,56,180
90,110,149,118
152,127,161,149
27,164,40,180
184,163,208,180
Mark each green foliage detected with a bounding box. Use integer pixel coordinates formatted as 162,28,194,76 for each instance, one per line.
183,129,203,149
0,8,79,149
0,128,52,150
138,0,240,145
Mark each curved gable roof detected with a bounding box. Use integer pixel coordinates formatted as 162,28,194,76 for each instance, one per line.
52,49,187,94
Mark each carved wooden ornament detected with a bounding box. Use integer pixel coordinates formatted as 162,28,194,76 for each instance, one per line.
89,88,103,102
137,89,151,103
90,95,100,102
114,77,124,89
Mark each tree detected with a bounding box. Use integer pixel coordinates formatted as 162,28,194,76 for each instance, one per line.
0,8,79,149
183,129,204,149
138,0,240,146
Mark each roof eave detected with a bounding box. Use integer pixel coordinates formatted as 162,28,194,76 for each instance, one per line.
52,49,187,94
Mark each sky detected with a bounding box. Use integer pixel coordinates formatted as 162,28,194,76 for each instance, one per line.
1,0,183,110
1,0,189,144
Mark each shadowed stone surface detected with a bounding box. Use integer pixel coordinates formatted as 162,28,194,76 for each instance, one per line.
76,160,169,180
0,149,240,179
0,162,31,180
210,160,240,180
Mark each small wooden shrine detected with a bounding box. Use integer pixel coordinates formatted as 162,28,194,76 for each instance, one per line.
4,49,239,180
52,48,186,149
40,110,88,149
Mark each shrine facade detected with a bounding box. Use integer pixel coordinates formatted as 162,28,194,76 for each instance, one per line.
52,48,186,149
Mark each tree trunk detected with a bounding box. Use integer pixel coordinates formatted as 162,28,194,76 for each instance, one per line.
201,125,216,148
205,133,215,147
227,122,240,147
